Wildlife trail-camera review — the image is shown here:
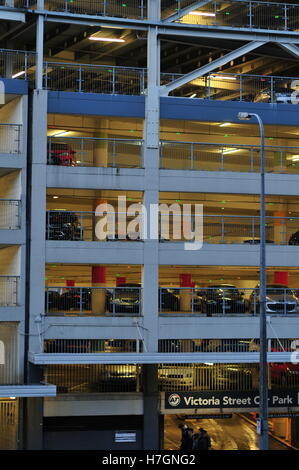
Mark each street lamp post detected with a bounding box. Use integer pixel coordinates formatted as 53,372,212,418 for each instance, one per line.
238,112,268,450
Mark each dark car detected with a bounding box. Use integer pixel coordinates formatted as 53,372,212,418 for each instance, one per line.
46,211,83,241
159,288,180,311
106,283,141,314
60,288,92,312
45,290,61,312
289,231,299,245
47,142,76,166
200,284,247,315
249,284,299,314
243,239,274,244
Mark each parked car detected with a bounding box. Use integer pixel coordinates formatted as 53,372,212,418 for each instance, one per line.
249,284,299,314
243,239,274,244
200,284,247,315
254,87,293,104
106,283,141,314
45,290,61,311
46,211,83,241
159,288,180,311
47,142,77,166
289,231,299,245
60,288,92,311
270,362,299,386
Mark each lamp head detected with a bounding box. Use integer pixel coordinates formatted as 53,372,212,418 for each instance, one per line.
238,112,252,121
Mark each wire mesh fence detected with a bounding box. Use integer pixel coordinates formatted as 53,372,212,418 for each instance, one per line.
43,0,147,18
0,277,20,306
44,339,143,353
47,137,143,168
0,399,19,450
0,49,35,80
160,141,299,174
175,0,299,32
0,124,22,154
45,286,142,316
0,323,19,385
0,200,21,229
159,286,299,315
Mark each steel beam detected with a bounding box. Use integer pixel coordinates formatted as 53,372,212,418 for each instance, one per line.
29,351,293,365
160,40,266,96
279,42,299,59
163,0,212,23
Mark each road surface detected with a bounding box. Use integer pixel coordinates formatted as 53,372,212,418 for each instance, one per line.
164,414,290,450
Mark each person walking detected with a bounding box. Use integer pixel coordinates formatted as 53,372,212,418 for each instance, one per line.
179,424,194,451
193,428,211,450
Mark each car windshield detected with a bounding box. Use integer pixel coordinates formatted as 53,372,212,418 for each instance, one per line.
266,287,294,295
211,286,240,294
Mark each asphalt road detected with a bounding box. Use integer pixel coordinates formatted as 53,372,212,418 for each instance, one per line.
164,414,290,450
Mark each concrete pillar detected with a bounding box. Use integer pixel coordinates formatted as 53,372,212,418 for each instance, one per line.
180,273,192,312
93,197,110,240
91,266,106,315
93,119,109,167
273,418,287,438
23,398,43,450
143,365,160,450
273,210,287,245
274,271,288,285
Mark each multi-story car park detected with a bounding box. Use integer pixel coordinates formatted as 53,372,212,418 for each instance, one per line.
3,0,299,450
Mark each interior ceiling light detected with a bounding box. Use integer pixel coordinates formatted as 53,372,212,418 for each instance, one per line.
211,75,237,80
89,36,125,42
53,131,70,137
288,155,299,161
12,70,25,79
190,11,216,17
53,196,59,199
219,122,232,127
189,93,197,98
222,148,240,154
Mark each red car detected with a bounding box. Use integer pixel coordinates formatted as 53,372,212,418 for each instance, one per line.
47,143,77,166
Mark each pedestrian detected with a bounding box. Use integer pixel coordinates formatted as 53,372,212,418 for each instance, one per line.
179,424,194,451
193,428,211,450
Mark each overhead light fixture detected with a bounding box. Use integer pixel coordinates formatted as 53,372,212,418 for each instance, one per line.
9,397,16,400
211,75,237,80
53,196,59,199
190,11,216,17
222,148,240,155
288,155,299,162
189,93,197,99
53,131,70,137
12,70,26,79
89,36,125,43
219,122,232,127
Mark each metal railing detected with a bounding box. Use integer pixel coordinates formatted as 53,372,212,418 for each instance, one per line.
158,338,299,353
0,1,35,7
44,339,143,353
43,0,146,18
45,286,142,316
47,137,143,168
159,286,299,315
0,124,22,154
0,200,21,229
176,72,299,103
0,49,36,80
0,323,19,385
174,0,299,32
160,141,299,174
45,364,142,393
0,277,20,306
44,62,146,94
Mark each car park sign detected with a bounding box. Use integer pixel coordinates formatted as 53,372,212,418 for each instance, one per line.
165,391,299,410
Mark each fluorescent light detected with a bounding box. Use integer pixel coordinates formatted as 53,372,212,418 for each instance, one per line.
9,397,16,400
53,131,70,137
89,36,125,43
211,75,237,80
53,196,59,199
190,11,216,17
12,70,25,79
289,155,299,162
189,93,197,98
219,122,232,127
222,148,240,155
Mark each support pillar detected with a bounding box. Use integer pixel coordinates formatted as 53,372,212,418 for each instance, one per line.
274,271,288,285
180,273,192,312
66,280,75,287
116,277,126,286
273,210,287,245
143,364,160,450
93,124,109,167
91,266,106,315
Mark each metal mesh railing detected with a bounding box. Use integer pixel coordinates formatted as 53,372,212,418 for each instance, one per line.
47,137,143,168
45,364,142,393
0,400,19,450
0,323,19,385
160,141,299,174
44,339,143,353
159,286,299,316
44,62,146,94
0,1,35,7
0,277,20,306
43,0,147,18
0,200,21,229
45,286,142,316
0,49,35,80
175,0,299,32
0,124,22,154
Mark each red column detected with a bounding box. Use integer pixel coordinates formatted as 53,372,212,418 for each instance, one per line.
180,273,193,312
92,266,107,314
274,272,288,286
66,280,75,287
116,277,126,286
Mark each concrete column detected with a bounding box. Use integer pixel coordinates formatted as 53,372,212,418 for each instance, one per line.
274,271,288,285
180,273,192,312
23,398,43,450
143,364,160,450
273,210,287,244
93,119,109,167
273,418,287,438
93,197,110,241
91,266,106,315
